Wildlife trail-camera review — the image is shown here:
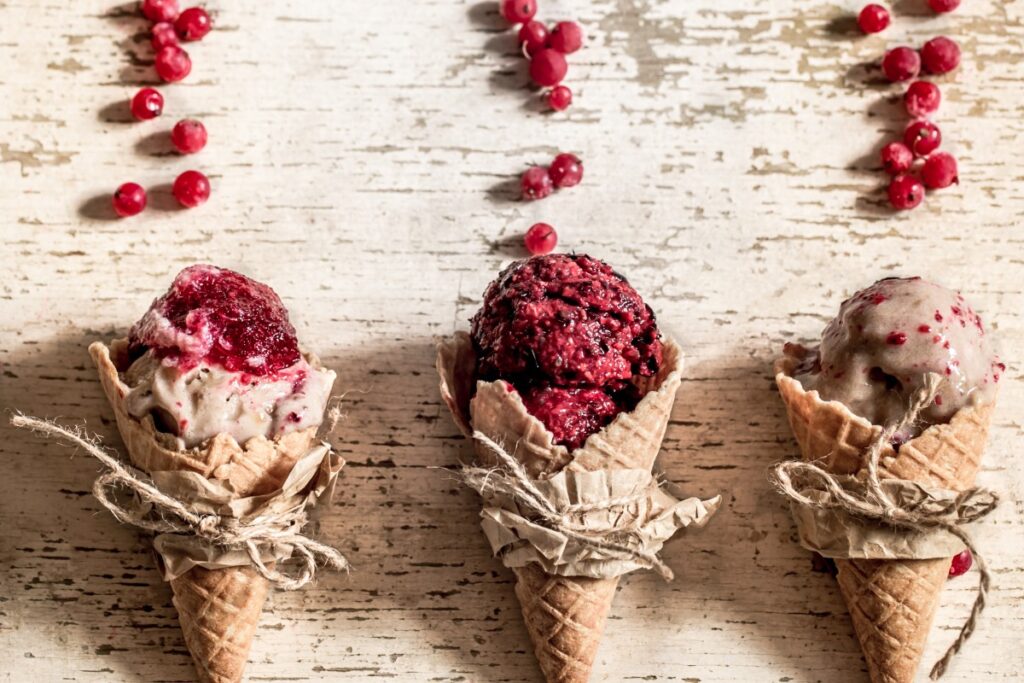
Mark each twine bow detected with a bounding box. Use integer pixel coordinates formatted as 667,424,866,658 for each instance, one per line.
770,374,999,680
461,431,675,580
12,414,348,591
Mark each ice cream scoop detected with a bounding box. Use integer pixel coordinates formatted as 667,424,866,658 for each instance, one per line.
123,265,335,448
797,276,1002,438
471,254,662,389
471,254,662,449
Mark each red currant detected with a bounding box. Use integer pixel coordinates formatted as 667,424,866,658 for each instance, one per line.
904,81,941,118
172,170,210,208
880,141,913,175
521,166,553,200
130,87,164,120
882,47,920,82
548,85,573,111
857,4,890,34
500,0,537,24
151,22,179,50
548,21,584,54
548,153,583,188
529,49,568,87
921,36,961,75
922,152,959,189
155,46,191,82
518,21,548,56
175,7,212,41
113,182,148,217
171,119,208,154
928,0,960,13
141,0,179,23
948,548,972,578
904,120,942,156
524,223,558,255
888,174,925,210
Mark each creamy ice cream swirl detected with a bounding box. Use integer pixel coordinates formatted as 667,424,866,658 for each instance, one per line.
125,349,335,449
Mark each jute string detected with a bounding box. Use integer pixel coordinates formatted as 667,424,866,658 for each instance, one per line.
769,374,999,680
461,431,674,580
12,414,349,590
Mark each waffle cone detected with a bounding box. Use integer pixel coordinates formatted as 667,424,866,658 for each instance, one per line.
437,332,683,682
90,340,324,683
775,345,995,683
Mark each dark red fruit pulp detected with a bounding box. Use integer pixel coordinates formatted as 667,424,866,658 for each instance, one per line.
519,385,632,450
128,264,301,375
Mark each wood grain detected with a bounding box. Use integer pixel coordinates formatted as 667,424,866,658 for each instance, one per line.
1,0,1022,681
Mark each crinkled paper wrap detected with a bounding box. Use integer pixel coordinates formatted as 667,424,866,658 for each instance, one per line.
150,444,343,580
791,476,979,560
480,467,722,579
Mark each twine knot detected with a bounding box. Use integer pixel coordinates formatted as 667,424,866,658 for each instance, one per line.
770,373,999,680
462,431,675,580
12,414,348,591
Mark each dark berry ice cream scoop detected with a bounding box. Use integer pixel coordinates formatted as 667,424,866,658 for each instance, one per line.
129,264,302,375
471,254,662,389
471,254,662,450
798,277,1001,438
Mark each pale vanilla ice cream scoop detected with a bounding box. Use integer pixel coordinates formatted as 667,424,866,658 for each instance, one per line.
122,264,335,449
797,277,1003,437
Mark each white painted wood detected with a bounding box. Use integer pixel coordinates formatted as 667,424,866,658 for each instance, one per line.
1,0,1022,681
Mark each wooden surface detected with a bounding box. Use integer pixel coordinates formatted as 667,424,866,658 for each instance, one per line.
1,0,1022,681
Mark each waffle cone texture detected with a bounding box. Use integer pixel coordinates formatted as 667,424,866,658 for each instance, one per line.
437,332,684,683
775,345,995,683
90,340,322,683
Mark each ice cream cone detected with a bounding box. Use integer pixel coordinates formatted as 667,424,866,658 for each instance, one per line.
437,332,683,683
775,345,995,683
90,340,323,683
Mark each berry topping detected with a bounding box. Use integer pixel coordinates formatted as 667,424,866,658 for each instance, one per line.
500,0,537,24
548,153,583,188
548,21,584,54
904,120,942,156
928,0,961,13
470,253,663,389
548,84,573,111
886,331,908,345
175,7,212,41
881,141,914,175
518,20,548,55
141,0,179,23
112,182,148,217
888,174,925,210
519,385,631,450
521,166,554,200
529,48,568,87
155,45,192,82
921,36,961,75
171,118,208,154
922,152,959,189
128,264,302,375
949,548,972,578
172,169,211,208
904,80,941,118
882,47,921,82
524,222,558,255
130,87,164,120
857,4,891,34
151,22,179,50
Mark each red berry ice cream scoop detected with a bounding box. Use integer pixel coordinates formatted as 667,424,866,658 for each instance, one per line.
470,254,662,449
124,265,334,448
796,277,1002,439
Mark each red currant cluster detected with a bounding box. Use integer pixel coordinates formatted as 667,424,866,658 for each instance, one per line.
112,0,213,217
521,153,584,201
500,0,584,112
857,2,962,211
